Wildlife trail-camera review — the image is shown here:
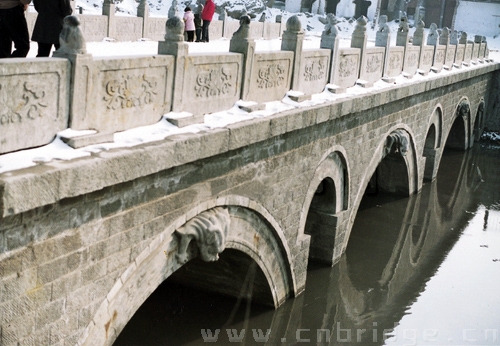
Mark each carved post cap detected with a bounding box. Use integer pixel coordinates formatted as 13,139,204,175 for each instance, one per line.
53,15,88,56
165,16,185,41
286,15,303,32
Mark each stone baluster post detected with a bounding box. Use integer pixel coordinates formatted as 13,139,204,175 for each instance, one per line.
474,35,485,62
413,20,427,74
413,20,425,46
137,0,149,39
168,0,178,18
158,17,188,113
351,16,368,84
440,27,451,69
427,23,441,72
375,15,392,82
229,15,262,111
53,16,111,147
396,15,410,47
102,0,116,39
281,16,304,96
320,13,340,86
426,23,439,46
460,32,472,66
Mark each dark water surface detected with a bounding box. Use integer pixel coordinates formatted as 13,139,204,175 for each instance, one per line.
115,142,500,346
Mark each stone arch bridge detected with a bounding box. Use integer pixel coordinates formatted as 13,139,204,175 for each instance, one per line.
0,60,497,345
1,15,500,346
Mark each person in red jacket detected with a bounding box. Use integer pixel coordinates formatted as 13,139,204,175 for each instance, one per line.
200,0,215,42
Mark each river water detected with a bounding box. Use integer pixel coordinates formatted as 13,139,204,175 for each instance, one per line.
115,140,500,346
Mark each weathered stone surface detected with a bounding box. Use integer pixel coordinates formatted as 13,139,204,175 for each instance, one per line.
247,51,294,103
0,59,70,154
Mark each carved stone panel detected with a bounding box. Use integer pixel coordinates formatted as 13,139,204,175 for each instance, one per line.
386,46,404,78
455,44,465,66
333,47,361,88
83,56,174,133
360,47,385,84
418,46,434,75
247,51,293,103
0,60,70,154
444,45,456,67
115,18,143,42
147,18,168,41
249,22,264,39
210,20,224,41
264,23,281,40
403,45,420,76
479,43,486,59
472,43,479,62
79,15,108,42
432,45,446,72
296,49,331,95
463,44,473,65
182,53,242,115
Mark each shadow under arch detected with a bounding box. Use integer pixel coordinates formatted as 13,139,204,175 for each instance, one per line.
423,105,443,181
445,98,471,151
344,125,419,254
472,99,486,143
301,149,350,265
78,199,296,346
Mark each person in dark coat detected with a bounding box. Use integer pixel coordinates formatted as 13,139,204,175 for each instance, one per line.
32,0,72,57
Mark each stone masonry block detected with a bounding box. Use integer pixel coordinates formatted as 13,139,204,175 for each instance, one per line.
35,298,65,330
2,311,36,344
227,118,272,151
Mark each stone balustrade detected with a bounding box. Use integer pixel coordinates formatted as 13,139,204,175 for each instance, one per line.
25,2,283,43
0,14,494,156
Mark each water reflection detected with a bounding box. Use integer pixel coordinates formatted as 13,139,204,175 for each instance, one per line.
115,144,500,346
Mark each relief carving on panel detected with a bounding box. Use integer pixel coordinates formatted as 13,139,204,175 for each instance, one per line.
365,53,381,74
304,59,326,82
407,51,418,67
195,68,233,97
257,63,286,88
422,51,433,65
435,49,445,63
0,81,48,125
339,55,358,78
104,74,158,110
389,53,402,70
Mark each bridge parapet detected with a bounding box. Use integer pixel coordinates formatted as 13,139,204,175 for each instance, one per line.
0,14,496,156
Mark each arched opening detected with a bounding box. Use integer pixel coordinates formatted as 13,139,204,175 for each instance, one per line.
304,178,338,264
446,101,469,150
114,250,274,345
345,129,413,288
446,116,467,150
472,102,485,143
423,124,437,181
372,130,410,196
302,151,349,265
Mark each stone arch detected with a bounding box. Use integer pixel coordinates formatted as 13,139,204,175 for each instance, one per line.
472,99,485,143
343,125,419,253
78,198,295,346
300,148,350,264
423,105,443,181
445,98,471,150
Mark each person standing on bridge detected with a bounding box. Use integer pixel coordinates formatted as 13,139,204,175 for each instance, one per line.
183,6,195,42
32,0,73,57
200,0,215,42
0,0,31,58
